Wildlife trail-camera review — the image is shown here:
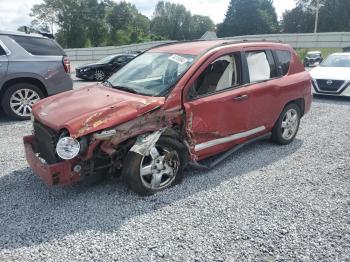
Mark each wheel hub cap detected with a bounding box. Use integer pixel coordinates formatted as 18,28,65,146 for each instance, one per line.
281,108,298,140
10,89,40,117
140,146,180,190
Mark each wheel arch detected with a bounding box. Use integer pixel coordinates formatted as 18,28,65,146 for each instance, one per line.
286,98,305,117
0,77,48,99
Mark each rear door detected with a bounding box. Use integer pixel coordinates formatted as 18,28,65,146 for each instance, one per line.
184,51,255,159
242,48,282,131
0,41,9,85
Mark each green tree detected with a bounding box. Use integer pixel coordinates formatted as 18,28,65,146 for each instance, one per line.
282,0,350,33
84,0,108,47
317,0,350,32
30,3,56,34
151,1,192,40
189,15,215,39
106,1,150,45
281,5,314,33
217,0,279,37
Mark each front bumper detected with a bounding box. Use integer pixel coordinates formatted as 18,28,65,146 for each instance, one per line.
75,69,94,80
312,80,350,97
23,135,81,186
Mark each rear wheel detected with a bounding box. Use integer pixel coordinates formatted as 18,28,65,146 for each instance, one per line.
1,83,44,120
123,136,187,196
271,103,301,145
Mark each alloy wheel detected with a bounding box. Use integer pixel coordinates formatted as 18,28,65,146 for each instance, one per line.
281,108,299,140
139,146,180,190
95,70,106,81
10,88,40,117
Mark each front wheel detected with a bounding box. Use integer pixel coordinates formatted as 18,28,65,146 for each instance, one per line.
123,136,187,196
94,70,106,81
271,103,301,145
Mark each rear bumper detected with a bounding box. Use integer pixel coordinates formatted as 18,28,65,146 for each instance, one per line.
23,135,81,186
46,75,73,96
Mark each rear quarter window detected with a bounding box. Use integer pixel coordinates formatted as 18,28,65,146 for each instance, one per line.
9,35,65,56
0,46,5,56
275,50,291,76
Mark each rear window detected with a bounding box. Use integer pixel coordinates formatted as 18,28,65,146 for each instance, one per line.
276,50,291,76
9,35,65,56
246,51,278,82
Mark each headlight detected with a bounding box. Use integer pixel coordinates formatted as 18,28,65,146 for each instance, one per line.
56,137,80,160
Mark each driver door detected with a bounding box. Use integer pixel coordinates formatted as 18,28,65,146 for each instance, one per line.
184,51,255,160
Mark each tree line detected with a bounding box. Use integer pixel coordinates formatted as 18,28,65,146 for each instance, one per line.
26,0,350,48
27,0,214,48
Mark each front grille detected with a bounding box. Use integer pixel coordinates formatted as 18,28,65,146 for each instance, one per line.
316,79,344,93
33,121,59,164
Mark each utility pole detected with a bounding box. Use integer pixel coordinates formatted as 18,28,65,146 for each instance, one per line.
314,0,320,33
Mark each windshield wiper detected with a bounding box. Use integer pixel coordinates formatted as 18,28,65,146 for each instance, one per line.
102,80,113,87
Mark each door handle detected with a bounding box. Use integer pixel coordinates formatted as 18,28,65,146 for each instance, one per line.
233,94,249,101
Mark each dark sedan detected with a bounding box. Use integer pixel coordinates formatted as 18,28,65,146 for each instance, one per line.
75,53,137,81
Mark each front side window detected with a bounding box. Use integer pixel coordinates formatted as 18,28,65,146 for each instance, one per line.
108,52,194,96
276,50,291,75
9,35,65,56
189,53,242,98
246,51,277,82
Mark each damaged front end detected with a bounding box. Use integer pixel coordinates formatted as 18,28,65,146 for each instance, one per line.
24,107,192,186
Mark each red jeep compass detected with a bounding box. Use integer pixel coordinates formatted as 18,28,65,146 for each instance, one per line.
24,40,312,195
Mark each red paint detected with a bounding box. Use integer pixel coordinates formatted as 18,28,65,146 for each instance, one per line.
25,40,312,185
23,135,81,185
32,84,165,137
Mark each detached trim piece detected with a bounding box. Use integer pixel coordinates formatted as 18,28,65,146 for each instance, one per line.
195,126,266,152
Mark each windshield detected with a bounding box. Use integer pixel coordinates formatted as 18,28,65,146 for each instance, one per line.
108,52,195,96
321,54,350,67
307,53,321,58
97,55,116,64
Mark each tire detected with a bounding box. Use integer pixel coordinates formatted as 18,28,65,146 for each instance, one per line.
122,136,187,196
94,70,106,81
1,83,44,120
271,103,301,145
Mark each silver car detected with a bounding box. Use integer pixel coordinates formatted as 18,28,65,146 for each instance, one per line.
0,31,73,120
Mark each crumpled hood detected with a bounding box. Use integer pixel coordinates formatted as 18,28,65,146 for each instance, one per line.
310,66,350,81
32,84,165,137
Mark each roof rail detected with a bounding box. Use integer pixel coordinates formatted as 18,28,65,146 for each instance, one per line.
143,39,211,53
18,26,54,39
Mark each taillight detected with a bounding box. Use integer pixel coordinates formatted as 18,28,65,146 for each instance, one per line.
62,56,71,73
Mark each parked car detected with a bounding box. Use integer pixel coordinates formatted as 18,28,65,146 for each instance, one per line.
0,30,73,120
24,40,312,195
310,53,350,97
75,54,137,81
304,51,323,67
342,46,350,52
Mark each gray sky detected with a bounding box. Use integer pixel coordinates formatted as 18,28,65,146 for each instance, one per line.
0,0,296,31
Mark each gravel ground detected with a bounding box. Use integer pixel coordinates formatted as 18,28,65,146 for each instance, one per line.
0,96,349,261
